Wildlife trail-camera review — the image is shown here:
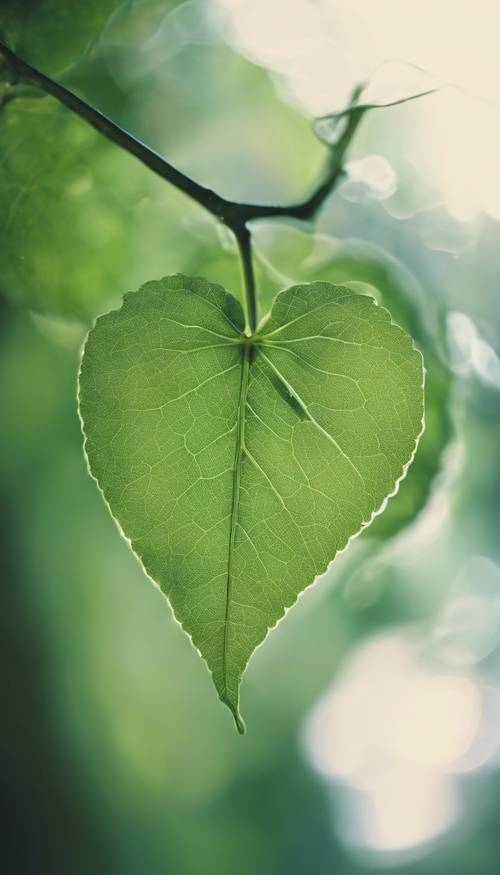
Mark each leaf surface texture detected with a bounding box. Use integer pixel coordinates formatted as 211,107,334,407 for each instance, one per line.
79,275,424,730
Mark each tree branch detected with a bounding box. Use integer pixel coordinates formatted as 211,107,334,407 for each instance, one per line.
0,41,234,220
0,41,360,231
0,40,368,332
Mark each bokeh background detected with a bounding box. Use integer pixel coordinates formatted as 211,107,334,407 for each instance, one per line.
1,1,500,873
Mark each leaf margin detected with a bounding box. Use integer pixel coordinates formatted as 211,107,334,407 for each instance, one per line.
77,273,425,732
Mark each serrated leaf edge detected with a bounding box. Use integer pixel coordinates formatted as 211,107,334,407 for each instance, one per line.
77,275,425,734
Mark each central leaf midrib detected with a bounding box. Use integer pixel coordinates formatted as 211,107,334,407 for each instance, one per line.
221,341,251,726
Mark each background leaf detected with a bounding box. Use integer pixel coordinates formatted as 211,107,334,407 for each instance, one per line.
0,0,119,73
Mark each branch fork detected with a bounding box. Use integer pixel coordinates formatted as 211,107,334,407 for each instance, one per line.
0,40,362,333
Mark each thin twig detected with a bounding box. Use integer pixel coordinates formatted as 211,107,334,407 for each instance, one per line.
217,95,364,224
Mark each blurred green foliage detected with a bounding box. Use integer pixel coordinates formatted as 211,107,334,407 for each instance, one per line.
0,0,118,72
1,2,499,874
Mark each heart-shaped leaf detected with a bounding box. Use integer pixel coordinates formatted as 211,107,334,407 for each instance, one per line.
79,275,424,731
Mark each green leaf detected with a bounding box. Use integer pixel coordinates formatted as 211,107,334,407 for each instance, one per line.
78,275,424,731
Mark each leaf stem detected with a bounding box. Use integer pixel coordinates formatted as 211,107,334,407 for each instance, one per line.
234,224,257,335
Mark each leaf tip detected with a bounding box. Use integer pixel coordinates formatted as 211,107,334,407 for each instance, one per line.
221,696,246,735
234,713,246,735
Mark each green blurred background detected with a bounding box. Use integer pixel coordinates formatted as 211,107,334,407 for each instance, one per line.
1,1,500,873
